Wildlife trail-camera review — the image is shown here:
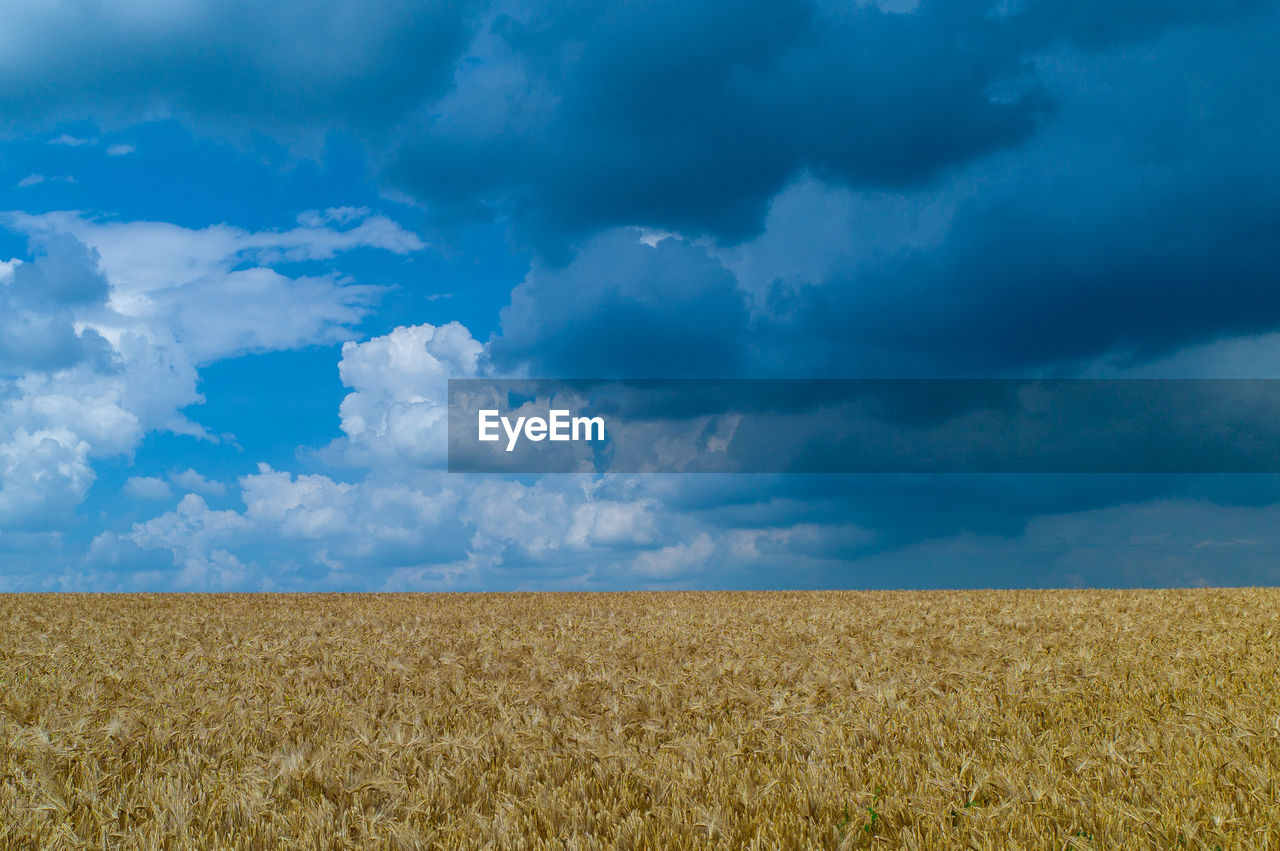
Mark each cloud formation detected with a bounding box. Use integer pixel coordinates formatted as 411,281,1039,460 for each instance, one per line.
0,0,476,145
2,0,1279,591
3,0,1263,253
92,320,1280,592
491,231,752,377
8,209,422,363
328,322,486,468
0,207,426,537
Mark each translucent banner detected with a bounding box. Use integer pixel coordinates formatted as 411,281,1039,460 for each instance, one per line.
447,379,1280,474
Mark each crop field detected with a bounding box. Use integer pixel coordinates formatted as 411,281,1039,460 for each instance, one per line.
2,590,1279,848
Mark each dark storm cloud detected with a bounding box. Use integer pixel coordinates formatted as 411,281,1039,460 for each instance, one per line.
771,3,1280,372
0,1,476,140
489,232,752,376
390,0,1050,249
385,0,1266,251
3,0,1266,257
592,470,1280,587
482,0,1280,378
782,176,1280,372
1010,0,1264,48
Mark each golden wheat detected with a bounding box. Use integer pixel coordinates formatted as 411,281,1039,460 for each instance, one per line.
2,590,1279,848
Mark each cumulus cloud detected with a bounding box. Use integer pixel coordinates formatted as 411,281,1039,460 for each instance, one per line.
384,0,1263,252
120,465,467,589
0,429,93,529
124,476,173,500
0,330,201,530
0,205,422,533
327,321,485,468
7,209,423,363
101,316,1280,592
169,469,226,496
631,534,716,581
712,176,955,307
119,465,677,590
0,234,186,530
105,143,135,156
148,267,377,363
386,0,1049,249
107,323,733,589
0,235,111,374
122,494,254,590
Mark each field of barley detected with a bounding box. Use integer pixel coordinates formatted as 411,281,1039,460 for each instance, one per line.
2,590,1279,848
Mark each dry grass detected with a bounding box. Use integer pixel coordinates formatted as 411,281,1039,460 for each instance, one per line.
2,590,1279,849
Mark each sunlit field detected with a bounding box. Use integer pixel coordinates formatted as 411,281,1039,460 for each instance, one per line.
3,590,1278,848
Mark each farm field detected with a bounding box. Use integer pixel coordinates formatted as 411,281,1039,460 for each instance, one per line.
2,590,1279,848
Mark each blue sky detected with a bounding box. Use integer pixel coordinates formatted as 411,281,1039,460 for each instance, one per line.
2,0,1279,590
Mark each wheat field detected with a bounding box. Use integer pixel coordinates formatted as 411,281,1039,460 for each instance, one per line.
2,590,1279,848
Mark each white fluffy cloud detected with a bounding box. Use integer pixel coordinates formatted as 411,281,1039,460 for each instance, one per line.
0,207,426,534
169,468,226,496
0,351,197,528
124,476,173,500
0,428,94,529
103,317,1280,592
119,464,465,589
114,323,486,585
328,321,484,468
123,494,254,590
631,533,716,580
0,234,109,372
0,235,200,529
109,321,735,589
8,208,422,363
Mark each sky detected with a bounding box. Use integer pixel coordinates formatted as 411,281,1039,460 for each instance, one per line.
2,0,1279,591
